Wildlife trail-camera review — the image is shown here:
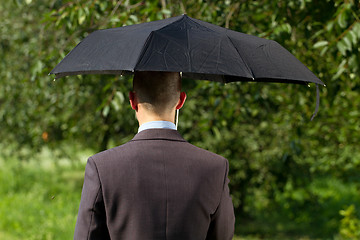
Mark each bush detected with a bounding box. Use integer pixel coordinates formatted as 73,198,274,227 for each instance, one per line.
339,205,360,239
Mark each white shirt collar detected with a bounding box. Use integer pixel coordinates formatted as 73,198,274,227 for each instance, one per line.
138,121,176,133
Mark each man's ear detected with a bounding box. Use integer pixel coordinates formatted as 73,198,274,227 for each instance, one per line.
129,91,138,111
175,92,187,110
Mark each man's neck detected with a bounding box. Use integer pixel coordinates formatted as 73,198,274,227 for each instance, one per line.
136,109,175,127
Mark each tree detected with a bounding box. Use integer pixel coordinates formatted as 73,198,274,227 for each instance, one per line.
1,0,359,237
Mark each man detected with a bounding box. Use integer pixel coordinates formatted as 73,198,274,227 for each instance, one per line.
74,71,235,240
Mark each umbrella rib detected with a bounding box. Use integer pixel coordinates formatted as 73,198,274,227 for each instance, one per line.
183,15,220,72
259,41,285,79
226,34,255,79
162,40,171,69
135,15,191,71
154,31,185,69
134,31,156,71
186,28,191,72
165,52,184,69
196,41,221,73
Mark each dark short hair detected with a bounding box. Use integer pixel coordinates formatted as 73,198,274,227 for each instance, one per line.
133,71,181,115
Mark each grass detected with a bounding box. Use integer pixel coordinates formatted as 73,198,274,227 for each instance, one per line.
0,145,89,240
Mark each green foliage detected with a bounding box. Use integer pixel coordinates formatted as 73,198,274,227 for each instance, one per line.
339,205,360,239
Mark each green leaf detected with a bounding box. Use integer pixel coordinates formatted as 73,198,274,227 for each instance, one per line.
348,30,357,45
343,35,352,51
353,22,360,38
313,41,328,49
326,21,334,31
115,91,125,104
129,15,138,24
337,11,347,28
212,126,222,141
100,2,107,11
337,40,347,56
102,105,110,117
161,9,172,16
78,8,86,25
332,59,347,80
348,55,359,72
320,46,328,56
111,91,125,112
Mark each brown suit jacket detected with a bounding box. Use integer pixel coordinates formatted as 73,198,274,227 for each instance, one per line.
74,129,235,240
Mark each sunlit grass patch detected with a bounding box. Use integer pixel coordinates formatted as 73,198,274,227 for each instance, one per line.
0,147,87,240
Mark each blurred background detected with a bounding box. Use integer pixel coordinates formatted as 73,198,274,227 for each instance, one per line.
0,0,359,239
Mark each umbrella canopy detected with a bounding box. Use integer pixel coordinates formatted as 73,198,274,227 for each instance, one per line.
51,14,323,84
50,14,325,119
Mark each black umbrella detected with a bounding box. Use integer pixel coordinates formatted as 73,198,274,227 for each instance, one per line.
50,14,325,119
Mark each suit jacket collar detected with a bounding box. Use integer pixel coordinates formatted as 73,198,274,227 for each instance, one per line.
131,129,187,142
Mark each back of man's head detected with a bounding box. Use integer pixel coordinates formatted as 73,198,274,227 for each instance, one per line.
133,71,181,115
